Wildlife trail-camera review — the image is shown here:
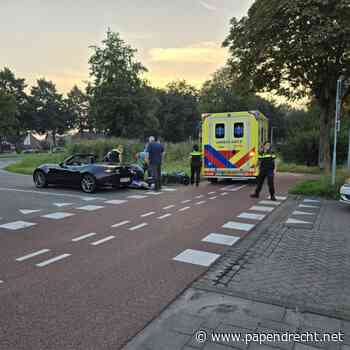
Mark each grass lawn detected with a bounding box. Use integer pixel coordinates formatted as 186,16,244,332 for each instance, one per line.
5,153,67,175
289,169,350,199
277,161,321,174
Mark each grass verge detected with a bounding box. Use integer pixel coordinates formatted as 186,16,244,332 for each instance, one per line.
289,169,350,199
5,153,67,175
277,161,321,174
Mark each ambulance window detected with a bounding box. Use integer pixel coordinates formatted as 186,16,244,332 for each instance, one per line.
234,123,244,138
215,124,225,139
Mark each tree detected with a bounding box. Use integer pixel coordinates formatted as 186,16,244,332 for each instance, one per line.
223,0,350,171
0,67,33,134
0,89,18,147
30,79,68,146
88,29,149,137
66,85,89,133
155,81,200,142
200,67,288,141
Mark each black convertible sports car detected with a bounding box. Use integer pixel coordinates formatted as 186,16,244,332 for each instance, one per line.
33,154,133,193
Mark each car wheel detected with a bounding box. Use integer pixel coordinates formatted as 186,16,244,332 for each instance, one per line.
81,174,97,193
33,170,48,188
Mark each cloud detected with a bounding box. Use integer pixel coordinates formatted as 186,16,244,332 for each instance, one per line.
148,42,228,64
198,0,217,11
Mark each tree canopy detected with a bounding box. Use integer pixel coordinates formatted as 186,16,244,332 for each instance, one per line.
223,0,350,170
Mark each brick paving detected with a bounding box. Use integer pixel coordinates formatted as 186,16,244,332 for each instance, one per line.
123,198,350,350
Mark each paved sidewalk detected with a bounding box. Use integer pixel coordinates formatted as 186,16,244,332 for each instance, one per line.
122,197,350,350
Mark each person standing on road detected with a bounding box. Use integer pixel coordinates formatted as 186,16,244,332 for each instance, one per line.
146,136,164,191
250,141,277,201
190,144,202,187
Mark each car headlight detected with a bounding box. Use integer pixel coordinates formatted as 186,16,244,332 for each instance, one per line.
104,169,114,173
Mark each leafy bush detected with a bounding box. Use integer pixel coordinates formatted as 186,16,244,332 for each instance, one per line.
279,129,319,166
66,138,144,163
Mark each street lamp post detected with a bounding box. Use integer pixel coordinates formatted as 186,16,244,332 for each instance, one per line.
331,76,343,186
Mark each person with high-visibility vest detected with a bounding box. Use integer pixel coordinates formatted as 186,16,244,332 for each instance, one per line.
250,141,277,201
190,144,202,187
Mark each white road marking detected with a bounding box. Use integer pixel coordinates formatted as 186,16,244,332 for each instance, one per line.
195,195,204,199
222,221,255,231
111,220,130,228
259,200,281,206
157,213,172,220
81,197,101,201
286,218,312,225
209,196,218,200
104,199,128,205
275,196,287,201
208,191,216,195
292,210,315,216
141,211,156,218
128,195,148,199
173,249,220,267
16,249,50,262
0,280,3,284
19,209,41,215
196,201,206,205
41,212,75,220
76,205,104,211
299,204,318,209
0,221,37,230
181,199,191,204
36,254,71,267
220,187,227,191
129,223,148,231
179,206,191,212
303,199,320,203
0,187,105,200
146,191,162,195
162,187,177,192
202,233,240,246
91,235,115,246
250,205,274,213
163,205,175,210
72,232,97,242
228,185,247,192
220,192,229,196
238,212,266,221
53,203,73,207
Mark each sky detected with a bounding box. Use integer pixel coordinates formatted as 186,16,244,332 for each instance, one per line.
0,0,255,94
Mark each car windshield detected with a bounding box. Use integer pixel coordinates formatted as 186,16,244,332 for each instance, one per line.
65,155,95,166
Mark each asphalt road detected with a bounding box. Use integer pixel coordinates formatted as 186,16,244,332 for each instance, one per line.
0,160,304,350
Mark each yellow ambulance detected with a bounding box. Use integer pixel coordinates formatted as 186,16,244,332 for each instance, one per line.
200,111,269,182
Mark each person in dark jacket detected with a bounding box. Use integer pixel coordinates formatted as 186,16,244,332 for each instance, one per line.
250,142,277,201
190,144,202,187
146,136,164,191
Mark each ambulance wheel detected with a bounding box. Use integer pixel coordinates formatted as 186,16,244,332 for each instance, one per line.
208,178,218,184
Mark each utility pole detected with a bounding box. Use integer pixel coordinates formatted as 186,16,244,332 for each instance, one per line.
331,76,343,186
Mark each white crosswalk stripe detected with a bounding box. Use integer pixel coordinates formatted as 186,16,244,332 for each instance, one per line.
111,220,130,228
72,232,97,242
16,249,50,262
91,236,115,246
36,254,71,267
173,249,220,267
